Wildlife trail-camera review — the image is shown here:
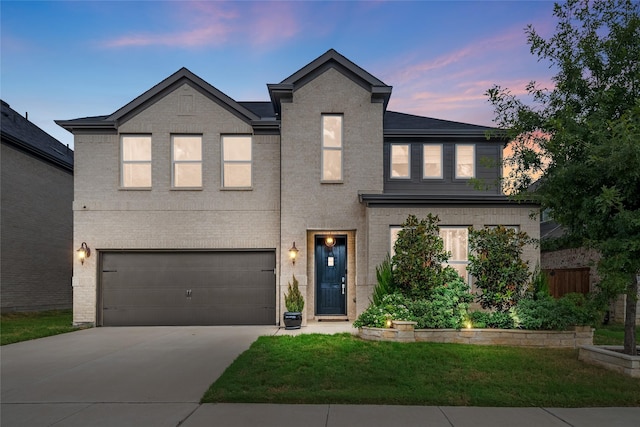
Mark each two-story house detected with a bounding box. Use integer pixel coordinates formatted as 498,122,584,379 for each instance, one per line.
57,49,539,327
2,100,74,313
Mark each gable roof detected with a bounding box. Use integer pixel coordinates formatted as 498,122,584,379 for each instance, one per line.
56,68,266,132
268,49,393,116
1,100,73,171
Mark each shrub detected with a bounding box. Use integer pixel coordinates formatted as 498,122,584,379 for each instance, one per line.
353,293,412,328
284,275,304,313
407,277,474,329
372,254,394,305
354,275,473,330
468,311,515,329
392,214,451,299
467,226,535,312
511,292,600,330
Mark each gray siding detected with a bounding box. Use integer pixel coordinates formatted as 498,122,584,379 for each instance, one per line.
383,139,502,195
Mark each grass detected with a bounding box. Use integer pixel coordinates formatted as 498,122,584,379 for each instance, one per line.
594,323,639,346
0,309,82,345
202,332,640,407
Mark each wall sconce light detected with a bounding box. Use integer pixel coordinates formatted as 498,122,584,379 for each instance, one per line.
325,236,336,248
288,242,299,265
77,242,91,265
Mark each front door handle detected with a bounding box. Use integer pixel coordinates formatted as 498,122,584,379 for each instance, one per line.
341,277,345,295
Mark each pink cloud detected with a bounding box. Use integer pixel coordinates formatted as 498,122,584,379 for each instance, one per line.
100,1,302,49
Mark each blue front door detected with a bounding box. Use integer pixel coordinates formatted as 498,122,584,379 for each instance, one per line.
315,235,347,315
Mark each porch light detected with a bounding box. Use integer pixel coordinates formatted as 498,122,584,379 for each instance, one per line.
325,236,335,247
289,242,299,265
77,242,91,265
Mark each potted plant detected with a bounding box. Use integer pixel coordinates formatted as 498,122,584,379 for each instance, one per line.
283,275,304,329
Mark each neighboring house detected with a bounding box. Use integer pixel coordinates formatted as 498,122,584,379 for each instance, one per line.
56,49,539,327
1,100,74,312
540,218,640,323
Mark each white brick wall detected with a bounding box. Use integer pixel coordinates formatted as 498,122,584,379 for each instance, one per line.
72,83,281,325
279,68,384,323
361,205,541,315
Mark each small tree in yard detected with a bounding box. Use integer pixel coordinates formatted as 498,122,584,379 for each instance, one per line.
467,226,534,312
486,0,640,355
392,214,453,299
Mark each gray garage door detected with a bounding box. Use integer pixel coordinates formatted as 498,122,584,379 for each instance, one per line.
100,251,276,326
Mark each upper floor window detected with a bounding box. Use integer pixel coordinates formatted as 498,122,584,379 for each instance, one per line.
390,144,410,179
423,144,443,179
222,135,252,188
455,144,475,179
322,114,343,182
121,135,151,188
172,135,202,188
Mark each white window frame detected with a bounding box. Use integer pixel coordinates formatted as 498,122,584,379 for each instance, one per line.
222,135,252,189
389,226,402,258
455,144,475,179
390,143,411,179
439,226,470,284
321,114,343,182
171,135,202,189
423,144,443,179
121,135,152,189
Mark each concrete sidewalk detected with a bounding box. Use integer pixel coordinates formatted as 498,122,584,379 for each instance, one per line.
2,323,639,426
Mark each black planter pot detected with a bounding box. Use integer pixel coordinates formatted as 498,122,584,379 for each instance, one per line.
283,312,302,330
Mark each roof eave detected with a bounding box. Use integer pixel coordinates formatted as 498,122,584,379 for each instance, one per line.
358,193,539,207
384,129,500,138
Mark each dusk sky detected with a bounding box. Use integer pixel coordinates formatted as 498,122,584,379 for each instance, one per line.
1,1,558,148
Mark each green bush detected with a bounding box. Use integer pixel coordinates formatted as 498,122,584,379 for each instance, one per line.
284,275,304,313
353,275,473,330
372,254,394,305
392,214,451,299
512,292,600,330
353,293,412,328
467,226,535,312
407,277,473,329
468,311,516,329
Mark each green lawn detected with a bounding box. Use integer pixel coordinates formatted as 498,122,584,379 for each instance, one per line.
202,331,640,407
0,309,82,345
594,323,639,345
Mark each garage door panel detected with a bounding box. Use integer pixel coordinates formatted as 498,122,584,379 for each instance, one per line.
101,251,276,326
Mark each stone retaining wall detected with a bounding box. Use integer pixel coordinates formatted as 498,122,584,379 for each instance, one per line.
359,321,593,348
578,345,640,378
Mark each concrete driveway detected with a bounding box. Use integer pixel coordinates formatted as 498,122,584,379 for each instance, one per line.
1,326,278,426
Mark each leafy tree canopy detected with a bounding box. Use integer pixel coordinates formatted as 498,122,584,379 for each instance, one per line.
487,0,640,354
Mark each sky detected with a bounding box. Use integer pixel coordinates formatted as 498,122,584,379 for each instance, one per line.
1,0,559,149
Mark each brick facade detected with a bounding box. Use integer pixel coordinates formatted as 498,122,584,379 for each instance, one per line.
61,50,542,326
541,248,640,323
1,143,73,312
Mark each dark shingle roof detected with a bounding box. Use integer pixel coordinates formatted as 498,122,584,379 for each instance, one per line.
238,102,276,119
1,100,73,170
384,111,495,137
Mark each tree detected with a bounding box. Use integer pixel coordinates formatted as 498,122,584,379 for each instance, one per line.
486,0,640,354
467,226,534,312
391,214,453,299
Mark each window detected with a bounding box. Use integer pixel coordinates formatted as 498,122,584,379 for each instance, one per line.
439,227,469,282
322,114,343,181
390,144,410,179
455,144,475,178
389,226,402,257
172,135,202,188
121,135,151,188
423,144,443,179
222,135,252,188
